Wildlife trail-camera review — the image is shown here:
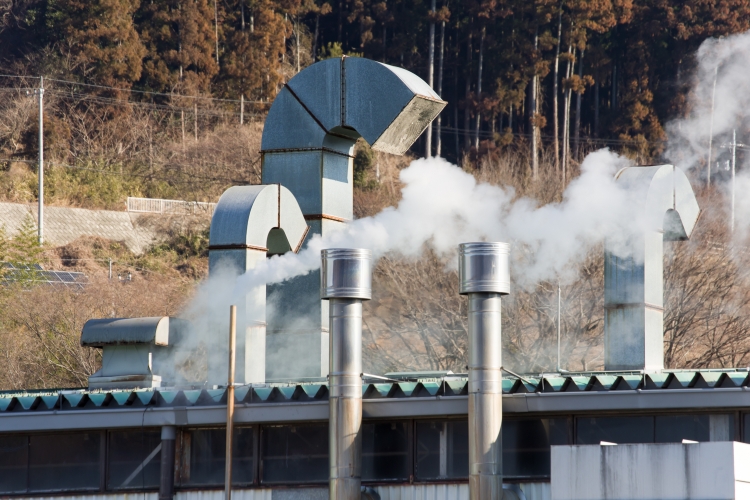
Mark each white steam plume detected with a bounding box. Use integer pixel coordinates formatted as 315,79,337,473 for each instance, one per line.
665,31,750,174
663,30,750,239
232,149,638,300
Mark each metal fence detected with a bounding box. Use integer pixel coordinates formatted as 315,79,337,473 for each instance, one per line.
126,197,217,216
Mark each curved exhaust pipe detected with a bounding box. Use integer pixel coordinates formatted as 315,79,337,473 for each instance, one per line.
263,57,446,380
459,242,510,500
321,248,372,500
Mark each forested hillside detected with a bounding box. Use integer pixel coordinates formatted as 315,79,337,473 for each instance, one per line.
1,0,750,188
1,1,750,389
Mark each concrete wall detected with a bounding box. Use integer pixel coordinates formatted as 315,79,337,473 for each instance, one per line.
551,442,750,500
0,202,203,254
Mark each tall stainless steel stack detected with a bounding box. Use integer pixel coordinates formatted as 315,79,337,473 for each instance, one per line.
459,242,510,500
320,243,509,500
321,249,372,500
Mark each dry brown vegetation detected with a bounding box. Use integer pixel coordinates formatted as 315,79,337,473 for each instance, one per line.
0,132,748,390
0,223,207,390
0,82,263,210
362,148,750,375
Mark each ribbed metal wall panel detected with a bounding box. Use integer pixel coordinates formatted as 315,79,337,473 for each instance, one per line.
372,482,549,500
25,494,158,500
177,491,272,500
517,482,551,500
374,484,467,500
22,483,549,500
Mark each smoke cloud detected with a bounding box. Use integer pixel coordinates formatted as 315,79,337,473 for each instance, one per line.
663,30,750,239
665,31,750,175
231,149,639,300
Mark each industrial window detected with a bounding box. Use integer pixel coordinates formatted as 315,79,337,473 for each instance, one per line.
362,421,410,481
503,418,570,478
260,423,328,484
578,414,735,445
179,427,255,486
28,432,102,492
415,419,469,480
576,416,654,445
0,434,27,493
107,428,161,490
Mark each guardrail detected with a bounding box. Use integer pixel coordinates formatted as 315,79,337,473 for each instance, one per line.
126,197,217,215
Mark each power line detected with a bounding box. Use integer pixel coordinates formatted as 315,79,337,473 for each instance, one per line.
46,89,247,117
0,73,267,104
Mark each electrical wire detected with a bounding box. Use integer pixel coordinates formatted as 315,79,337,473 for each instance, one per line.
0,72,267,104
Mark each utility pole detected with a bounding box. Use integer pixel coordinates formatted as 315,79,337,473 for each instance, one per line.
36,76,44,245
720,133,745,234
732,129,737,233
214,0,220,66
707,65,718,187
224,305,237,500
557,282,561,372
240,94,244,125
425,0,436,158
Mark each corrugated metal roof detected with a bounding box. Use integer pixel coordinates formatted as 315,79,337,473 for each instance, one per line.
1,370,749,413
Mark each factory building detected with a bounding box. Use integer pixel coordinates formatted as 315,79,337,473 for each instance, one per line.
0,57,744,500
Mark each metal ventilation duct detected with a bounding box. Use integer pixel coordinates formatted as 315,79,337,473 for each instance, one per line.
208,184,308,384
82,316,191,390
321,248,372,500
604,165,700,372
459,242,510,500
262,57,446,381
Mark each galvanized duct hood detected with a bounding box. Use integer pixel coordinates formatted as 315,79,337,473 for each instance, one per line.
208,184,308,384
320,248,372,500
459,242,510,500
605,165,700,372
82,317,191,390
262,57,446,381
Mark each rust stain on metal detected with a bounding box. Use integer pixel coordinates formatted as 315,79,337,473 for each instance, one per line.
263,146,354,159
208,244,269,252
294,226,311,253
304,214,349,223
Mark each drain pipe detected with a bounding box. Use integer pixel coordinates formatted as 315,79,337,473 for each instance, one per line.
459,242,510,500
159,426,176,500
321,248,372,500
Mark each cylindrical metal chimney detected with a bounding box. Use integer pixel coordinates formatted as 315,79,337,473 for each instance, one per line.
321,248,372,500
459,242,510,500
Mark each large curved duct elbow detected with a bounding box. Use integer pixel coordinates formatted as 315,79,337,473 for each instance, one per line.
209,184,309,261
207,184,309,384
604,165,700,372
260,57,446,380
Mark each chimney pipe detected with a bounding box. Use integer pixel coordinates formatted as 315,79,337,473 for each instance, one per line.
321,248,372,500
459,242,510,500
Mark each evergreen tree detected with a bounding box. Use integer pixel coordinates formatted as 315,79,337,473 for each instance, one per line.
136,0,220,94
48,0,146,89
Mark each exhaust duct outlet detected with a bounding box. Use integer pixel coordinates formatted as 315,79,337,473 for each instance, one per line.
321,248,372,500
459,242,510,500
604,165,700,372
262,57,446,381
